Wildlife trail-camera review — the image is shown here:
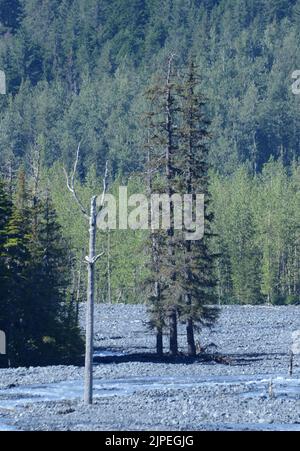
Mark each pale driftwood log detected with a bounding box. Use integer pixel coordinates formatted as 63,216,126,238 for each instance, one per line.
64,143,108,405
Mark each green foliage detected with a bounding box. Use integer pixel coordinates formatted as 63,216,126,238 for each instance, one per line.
0,0,299,315
0,174,84,367
211,160,300,305
1,0,300,176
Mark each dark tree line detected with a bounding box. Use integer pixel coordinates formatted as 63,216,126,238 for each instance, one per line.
0,172,84,367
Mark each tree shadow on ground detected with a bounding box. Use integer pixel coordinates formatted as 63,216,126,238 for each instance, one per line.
93,349,279,366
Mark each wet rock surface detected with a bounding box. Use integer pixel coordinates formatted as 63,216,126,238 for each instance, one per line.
0,305,299,431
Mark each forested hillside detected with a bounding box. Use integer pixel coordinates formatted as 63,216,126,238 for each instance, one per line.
0,0,299,308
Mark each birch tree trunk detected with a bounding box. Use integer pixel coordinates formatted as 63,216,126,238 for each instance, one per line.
84,196,97,405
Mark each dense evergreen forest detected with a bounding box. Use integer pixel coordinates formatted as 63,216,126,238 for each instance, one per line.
0,172,84,366
0,0,299,356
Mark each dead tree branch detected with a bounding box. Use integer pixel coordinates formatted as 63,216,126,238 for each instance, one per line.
63,141,89,220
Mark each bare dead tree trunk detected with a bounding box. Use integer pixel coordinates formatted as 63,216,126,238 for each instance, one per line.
29,140,42,207
84,196,97,405
64,142,108,406
7,159,14,199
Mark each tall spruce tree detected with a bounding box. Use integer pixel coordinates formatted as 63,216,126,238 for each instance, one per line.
145,59,219,356
0,179,12,366
0,170,83,367
145,55,181,355
144,143,167,355
26,192,83,365
3,171,31,366
175,61,219,355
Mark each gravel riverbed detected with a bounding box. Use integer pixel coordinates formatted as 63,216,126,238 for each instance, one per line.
0,305,299,431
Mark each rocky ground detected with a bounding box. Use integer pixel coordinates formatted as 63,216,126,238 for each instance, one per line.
0,305,299,431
